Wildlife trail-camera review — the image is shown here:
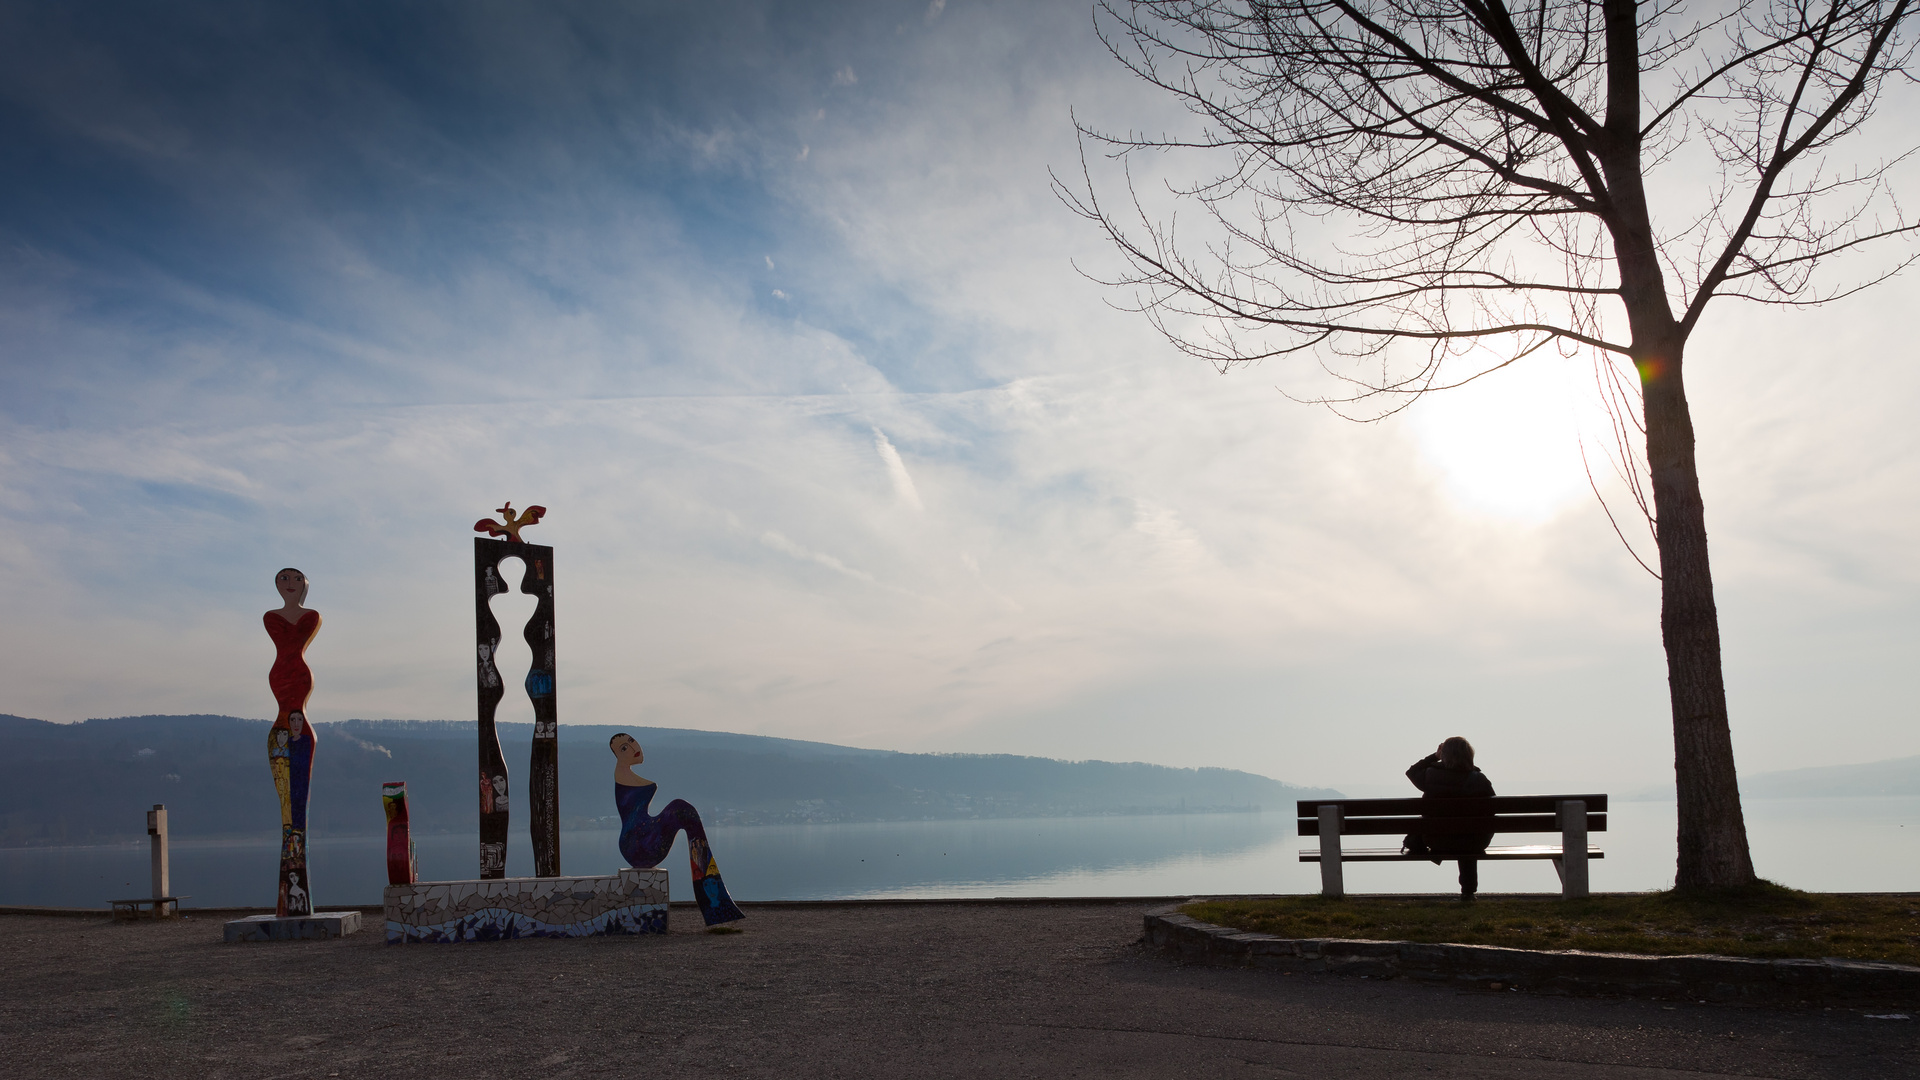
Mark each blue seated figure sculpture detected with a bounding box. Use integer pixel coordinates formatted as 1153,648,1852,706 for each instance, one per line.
609,733,745,926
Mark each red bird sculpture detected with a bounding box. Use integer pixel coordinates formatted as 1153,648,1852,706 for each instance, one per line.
474,502,547,543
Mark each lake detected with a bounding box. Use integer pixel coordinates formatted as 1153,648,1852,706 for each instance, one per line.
2,796,1914,908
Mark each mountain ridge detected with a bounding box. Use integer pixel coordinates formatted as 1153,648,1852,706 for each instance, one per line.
1613,755,1920,801
0,713,1340,846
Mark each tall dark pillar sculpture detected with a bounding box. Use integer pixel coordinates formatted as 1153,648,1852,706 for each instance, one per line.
473,502,560,879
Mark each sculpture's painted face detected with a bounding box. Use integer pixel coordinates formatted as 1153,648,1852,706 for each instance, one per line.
275,568,308,607
289,712,305,739
610,735,644,766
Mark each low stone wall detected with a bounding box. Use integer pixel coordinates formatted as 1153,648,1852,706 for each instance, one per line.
1145,905,1920,1006
384,868,668,944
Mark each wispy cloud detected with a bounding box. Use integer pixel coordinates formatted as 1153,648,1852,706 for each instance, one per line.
873,428,924,510
759,530,879,584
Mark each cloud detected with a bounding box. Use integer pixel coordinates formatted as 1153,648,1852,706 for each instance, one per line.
872,428,924,510
1129,499,1206,572
925,0,946,20
759,530,879,584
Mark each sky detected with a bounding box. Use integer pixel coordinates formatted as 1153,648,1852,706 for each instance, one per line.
1,0,1916,796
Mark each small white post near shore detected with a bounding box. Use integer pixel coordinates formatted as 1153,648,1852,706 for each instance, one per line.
1318,804,1344,898
147,804,170,902
113,804,187,920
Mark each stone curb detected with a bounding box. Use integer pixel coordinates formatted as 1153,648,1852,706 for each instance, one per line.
1144,904,1920,1006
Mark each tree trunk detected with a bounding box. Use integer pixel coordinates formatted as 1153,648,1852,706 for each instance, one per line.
1602,0,1756,889
1639,340,1758,888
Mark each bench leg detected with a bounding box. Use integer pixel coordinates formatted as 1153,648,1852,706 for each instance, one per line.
1318,805,1344,899
1558,799,1589,899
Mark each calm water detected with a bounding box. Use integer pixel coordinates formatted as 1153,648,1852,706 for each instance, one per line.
3,797,1914,908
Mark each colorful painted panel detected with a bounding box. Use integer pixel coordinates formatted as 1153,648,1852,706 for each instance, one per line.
382,782,417,885
474,541,511,878
383,868,667,944
519,547,559,876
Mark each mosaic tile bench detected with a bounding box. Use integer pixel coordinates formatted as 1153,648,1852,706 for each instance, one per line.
383,867,669,944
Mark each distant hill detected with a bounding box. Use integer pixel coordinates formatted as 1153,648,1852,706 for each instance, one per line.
1738,755,1920,799
1620,754,1920,801
0,714,1339,846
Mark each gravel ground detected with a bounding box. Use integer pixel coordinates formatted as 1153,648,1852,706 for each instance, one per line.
2,901,1915,1079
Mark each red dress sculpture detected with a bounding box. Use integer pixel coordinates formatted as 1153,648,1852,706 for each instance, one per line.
266,568,321,917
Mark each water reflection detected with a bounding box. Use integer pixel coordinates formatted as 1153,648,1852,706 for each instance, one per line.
2,798,1913,908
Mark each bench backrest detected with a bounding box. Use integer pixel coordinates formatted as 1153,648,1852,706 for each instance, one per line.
1296,795,1607,837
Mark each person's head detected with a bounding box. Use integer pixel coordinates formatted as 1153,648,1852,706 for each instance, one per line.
275,567,308,606
288,711,305,738
609,732,644,766
1437,736,1475,770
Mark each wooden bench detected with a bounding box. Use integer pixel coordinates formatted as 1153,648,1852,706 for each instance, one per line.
1297,795,1606,899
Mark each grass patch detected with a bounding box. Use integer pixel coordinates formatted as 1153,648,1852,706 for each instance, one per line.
1182,884,1920,965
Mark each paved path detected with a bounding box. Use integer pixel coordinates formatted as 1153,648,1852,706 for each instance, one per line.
2,901,1914,1078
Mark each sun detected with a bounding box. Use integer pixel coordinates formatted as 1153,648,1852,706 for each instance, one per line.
1405,354,1595,522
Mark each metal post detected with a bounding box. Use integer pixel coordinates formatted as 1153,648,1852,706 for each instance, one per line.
1558,799,1588,899
1318,804,1344,898
146,804,170,905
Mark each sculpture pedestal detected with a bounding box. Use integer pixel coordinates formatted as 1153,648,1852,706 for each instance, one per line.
383,867,668,944
224,911,363,942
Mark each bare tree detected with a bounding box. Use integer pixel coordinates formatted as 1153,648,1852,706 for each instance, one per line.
1062,0,1919,886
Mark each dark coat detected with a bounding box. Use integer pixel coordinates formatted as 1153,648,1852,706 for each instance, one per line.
1406,754,1495,857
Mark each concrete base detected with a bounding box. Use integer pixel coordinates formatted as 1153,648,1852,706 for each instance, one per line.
223,911,364,942
384,867,669,944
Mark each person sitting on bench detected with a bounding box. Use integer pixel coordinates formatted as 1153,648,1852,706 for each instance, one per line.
1403,737,1495,899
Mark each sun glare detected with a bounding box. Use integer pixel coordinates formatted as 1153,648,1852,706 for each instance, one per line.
1406,355,1592,522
